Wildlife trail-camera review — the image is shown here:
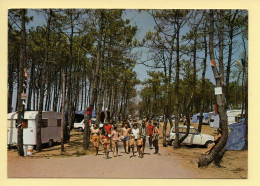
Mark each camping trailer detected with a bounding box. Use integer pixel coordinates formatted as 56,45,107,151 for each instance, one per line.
7,111,62,147
209,109,244,129
227,110,244,124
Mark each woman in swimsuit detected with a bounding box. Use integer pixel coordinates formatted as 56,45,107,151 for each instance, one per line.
111,126,120,157
102,131,109,159
90,124,101,156
203,128,222,155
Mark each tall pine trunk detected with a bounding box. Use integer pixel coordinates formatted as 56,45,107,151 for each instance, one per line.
17,9,26,156
83,10,104,150
173,10,180,149
37,9,52,151
198,10,228,167
198,23,207,133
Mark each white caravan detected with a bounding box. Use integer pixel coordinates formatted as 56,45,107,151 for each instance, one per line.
209,109,244,128
7,111,62,147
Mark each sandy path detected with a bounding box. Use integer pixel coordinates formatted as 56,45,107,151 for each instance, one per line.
8,141,198,178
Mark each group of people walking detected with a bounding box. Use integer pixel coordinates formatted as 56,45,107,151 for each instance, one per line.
90,119,160,159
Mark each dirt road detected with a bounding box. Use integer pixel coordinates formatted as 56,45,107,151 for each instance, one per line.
8,140,197,178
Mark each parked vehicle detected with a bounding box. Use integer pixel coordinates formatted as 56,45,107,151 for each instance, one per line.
73,118,104,132
7,111,62,148
166,125,214,147
73,119,85,132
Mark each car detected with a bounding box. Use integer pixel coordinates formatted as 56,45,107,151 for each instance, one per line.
166,125,214,147
73,119,85,132
73,119,103,132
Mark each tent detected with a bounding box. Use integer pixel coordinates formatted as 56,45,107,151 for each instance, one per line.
226,119,246,150
74,110,110,123
192,113,209,124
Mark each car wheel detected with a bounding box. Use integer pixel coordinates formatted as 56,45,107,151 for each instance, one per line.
48,139,53,147
79,127,83,132
205,141,213,148
171,139,175,146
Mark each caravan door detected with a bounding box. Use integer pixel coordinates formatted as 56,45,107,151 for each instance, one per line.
7,119,18,145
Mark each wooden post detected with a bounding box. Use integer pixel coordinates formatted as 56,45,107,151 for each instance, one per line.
61,73,65,152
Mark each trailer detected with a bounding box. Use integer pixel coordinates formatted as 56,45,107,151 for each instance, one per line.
7,111,62,148
209,109,244,129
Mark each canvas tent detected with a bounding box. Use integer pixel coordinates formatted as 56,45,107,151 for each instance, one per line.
226,119,246,150
192,113,209,124
74,110,109,123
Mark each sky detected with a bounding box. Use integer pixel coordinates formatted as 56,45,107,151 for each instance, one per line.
122,10,246,87
25,9,246,84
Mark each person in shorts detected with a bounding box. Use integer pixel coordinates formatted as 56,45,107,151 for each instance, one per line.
121,123,131,153
153,122,160,154
140,121,147,153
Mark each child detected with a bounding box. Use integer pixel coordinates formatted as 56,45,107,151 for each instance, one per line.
136,134,144,158
102,131,109,159
129,134,135,157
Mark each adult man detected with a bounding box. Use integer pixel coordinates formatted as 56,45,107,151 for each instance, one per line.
153,122,160,154
147,120,154,149
121,123,131,153
140,121,147,153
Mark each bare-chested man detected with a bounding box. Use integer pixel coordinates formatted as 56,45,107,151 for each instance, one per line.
121,123,131,154
153,122,160,154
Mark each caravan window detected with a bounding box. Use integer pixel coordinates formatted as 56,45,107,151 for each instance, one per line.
57,119,61,127
42,119,48,128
